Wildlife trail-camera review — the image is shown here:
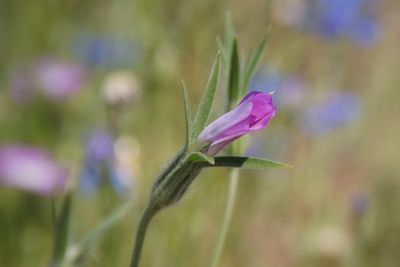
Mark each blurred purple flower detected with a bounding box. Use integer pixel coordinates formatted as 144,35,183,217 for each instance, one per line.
276,76,306,108
8,57,86,102
73,33,140,68
79,130,132,194
198,91,276,155
351,192,369,217
35,58,86,100
303,92,361,136
85,130,114,163
0,145,68,196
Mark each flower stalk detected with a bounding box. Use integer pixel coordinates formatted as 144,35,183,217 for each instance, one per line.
129,205,159,267
210,168,239,267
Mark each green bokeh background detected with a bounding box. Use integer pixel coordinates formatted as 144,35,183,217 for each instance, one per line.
1,1,400,266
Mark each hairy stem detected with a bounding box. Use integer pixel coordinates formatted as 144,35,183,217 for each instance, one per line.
129,206,158,267
210,168,239,267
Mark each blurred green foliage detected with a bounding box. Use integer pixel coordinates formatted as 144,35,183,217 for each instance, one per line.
1,0,400,267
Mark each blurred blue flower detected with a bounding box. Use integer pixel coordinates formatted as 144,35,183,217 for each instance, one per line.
73,32,140,68
79,130,132,194
85,130,114,163
351,192,369,218
250,66,306,110
316,0,379,46
250,66,283,93
273,0,380,47
302,92,361,136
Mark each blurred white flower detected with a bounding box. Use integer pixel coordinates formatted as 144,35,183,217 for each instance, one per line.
102,71,140,106
112,136,141,190
310,226,351,260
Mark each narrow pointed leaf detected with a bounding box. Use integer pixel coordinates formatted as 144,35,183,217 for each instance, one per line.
224,13,234,50
242,26,271,92
181,80,192,150
228,39,240,109
203,156,291,169
190,53,221,141
216,36,227,62
222,12,235,91
185,151,215,165
52,192,72,266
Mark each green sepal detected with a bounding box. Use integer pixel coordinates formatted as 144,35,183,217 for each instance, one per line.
190,53,221,142
185,151,215,165
203,156,291,169
181,80,192,151
242,26,271,92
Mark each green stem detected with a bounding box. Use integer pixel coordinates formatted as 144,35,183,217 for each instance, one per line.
129,206,158,267
50,193,72,267
210,168,239,267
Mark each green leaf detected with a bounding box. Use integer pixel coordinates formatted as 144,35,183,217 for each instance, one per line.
203,156,291,169
224,13,234,49
242,26,271,92
72,202,132,263
52,192,72,266
190,53,221,141
181,80,192,151
223,13,235,72
221,12,235,91
216,36,227,63
185,151,215,165
227,39,240,110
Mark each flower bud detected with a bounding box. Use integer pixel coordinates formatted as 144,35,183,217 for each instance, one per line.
198,91,276,155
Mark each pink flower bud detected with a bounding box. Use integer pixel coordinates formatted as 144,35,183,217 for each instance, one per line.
198,91,276,155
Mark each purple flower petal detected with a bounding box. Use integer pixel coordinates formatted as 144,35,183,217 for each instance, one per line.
198,91,276,155
0,146,68,196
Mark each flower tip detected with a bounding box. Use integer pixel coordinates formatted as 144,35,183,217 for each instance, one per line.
269,90,275,95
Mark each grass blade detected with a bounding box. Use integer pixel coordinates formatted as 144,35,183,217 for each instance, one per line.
51,192,72,266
